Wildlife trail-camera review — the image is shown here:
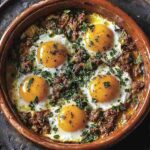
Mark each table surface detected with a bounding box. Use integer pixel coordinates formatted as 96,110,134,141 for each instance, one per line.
0,0,150,150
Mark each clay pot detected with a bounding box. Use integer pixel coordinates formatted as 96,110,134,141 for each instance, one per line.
0,0,150,149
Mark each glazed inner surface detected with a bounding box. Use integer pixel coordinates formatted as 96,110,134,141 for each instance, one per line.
5,8,145,143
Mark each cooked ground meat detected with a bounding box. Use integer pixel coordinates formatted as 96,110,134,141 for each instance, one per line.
60,11,85,41
43,11,86,41
49,52,101,102
116,52,134,75
90,56,102,69
89,108,103,122
99,109,119,135
72,50,87,64
49,73,70,101
132,81,145,95
89,108,119,135
73,63,85,74
20,110,50,134
20,60,33,73
116,51,144,79
42,16,59,31
19,42,34,73
121,34,136,51
132,63,144,78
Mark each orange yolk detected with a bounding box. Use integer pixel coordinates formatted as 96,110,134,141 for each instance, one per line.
89,75,120,103
37,41,67,68
84,24,114,52
58,105,86,132
20,75,48,102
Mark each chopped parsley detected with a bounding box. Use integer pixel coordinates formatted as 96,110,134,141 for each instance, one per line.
76,96,88,110
29,96,39,110
33,68,53,85
53,126,58,132
103,81,111,88
115,68,123,79
53,135,60,139
96,52,102,59
89,24,95,32
135,54,143,64
95,35,100,42
85,61,93,70
81,22,88,32
125,89,130,92
27,51,35,61
81,124,99,143
89,41,94,47
27,78,34,92
112,103,126,111
109,49,116,57
49,32,55,37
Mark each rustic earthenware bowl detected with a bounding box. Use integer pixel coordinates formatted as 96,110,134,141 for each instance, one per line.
0,0,150,149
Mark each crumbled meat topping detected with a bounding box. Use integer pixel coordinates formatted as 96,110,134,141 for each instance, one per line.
20,110,50,134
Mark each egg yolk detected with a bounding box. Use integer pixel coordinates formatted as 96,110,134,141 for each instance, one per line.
89,75,120,103
20,75,48,102
84,24,114,52
37,41,67,68
58,105,86,132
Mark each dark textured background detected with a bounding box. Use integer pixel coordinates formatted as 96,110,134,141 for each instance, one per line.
0,0,150,150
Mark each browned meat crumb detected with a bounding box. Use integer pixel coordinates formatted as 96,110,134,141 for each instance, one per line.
99,109,119,135
61,11,85,41
43,11,86,41
49,73,70,101
89,108,119,135
116,52,134,75
20,110,51,134
132,81,145,94
132,63,144,78
89,108,103,122
121,34,136,51
73,63,85,74
19,42,34,73
116,51,144,79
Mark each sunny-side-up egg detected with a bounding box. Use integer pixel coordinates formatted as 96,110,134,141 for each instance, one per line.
81,65,132,110
10,74,51,112
47,101,87,142
81,13,123,64
29,31,74,74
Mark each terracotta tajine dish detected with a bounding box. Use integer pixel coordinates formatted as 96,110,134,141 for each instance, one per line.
0,0,150,149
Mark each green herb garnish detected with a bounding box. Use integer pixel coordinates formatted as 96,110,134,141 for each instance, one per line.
53,135,60,139
27,51,35,61
135,54,142,64
29,96,39,110
27,78,34,92
103,82,111,88
81,22,88,32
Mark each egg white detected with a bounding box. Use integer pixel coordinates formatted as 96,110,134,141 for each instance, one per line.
81,65,132,110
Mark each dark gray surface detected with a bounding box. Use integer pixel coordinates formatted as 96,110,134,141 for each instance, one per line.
0,0,150,150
